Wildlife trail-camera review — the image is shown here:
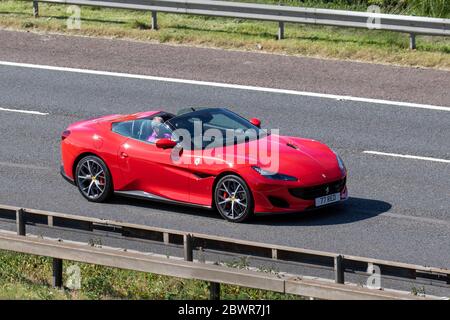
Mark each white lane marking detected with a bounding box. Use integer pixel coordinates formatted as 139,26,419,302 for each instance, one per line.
0,162,52,170
1,61,449,112
0,107,48,116
358,209,450,228
363,151,450,163
383,212,450,228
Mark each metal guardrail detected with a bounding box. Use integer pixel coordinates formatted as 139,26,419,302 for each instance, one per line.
30,0,450,49
0,204,449,299
0,231,430,300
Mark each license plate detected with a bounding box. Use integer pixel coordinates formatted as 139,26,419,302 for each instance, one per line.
315,193,340,207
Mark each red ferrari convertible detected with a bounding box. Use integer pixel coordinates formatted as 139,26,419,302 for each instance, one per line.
61,107,347,222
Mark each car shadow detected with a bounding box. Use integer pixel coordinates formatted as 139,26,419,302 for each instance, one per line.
109,195,391,226
249,197,392,226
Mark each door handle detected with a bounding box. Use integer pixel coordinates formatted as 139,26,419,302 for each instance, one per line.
120,152,128,158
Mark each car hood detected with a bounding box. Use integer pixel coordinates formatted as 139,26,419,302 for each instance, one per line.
219,134,343,185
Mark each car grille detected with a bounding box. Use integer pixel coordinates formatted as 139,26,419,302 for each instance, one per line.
289,178,346,200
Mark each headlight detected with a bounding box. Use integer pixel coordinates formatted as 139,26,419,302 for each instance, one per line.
252,166,298,181
333,150,346,174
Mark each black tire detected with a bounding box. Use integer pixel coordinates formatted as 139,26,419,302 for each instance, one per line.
214,175,253,222
75,155,113,203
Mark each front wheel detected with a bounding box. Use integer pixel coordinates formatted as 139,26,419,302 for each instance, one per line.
75,155,113,202
214,175,253,222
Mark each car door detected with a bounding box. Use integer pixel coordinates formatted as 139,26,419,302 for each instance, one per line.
117,134,190,203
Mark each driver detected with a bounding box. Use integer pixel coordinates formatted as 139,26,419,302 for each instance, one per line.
147,116,171,142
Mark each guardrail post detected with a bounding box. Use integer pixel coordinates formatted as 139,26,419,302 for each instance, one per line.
151,11,158,30
277,21,284,40
409,33,416,50
334,255,344,284
183,234,193,262
209,282,220,300
52,258,63,288
33,0,39,18
16,209,26,236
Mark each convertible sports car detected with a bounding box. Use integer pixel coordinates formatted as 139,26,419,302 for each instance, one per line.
61,107,347,222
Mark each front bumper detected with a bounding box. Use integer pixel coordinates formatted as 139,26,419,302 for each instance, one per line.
252,177,348,214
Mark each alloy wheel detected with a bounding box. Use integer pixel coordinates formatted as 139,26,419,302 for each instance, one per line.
216,177,249,221
77,159,106,200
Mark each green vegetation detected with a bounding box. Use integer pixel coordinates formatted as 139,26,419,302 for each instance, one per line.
0,0,449,69
0,250,299,300
234,1,450,18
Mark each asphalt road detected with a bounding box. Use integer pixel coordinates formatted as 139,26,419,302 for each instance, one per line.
1,30,449,106
0,62,449,272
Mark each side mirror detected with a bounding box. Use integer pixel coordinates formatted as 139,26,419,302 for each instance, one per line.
250,118,261,128
156,138,177,149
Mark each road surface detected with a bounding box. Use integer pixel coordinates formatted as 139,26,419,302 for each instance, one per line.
0,30,449,270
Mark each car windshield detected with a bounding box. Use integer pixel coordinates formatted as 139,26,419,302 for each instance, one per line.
166,108,267,150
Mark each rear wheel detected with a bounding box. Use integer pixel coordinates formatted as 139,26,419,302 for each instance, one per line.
75,155,113,202
214,175,253,222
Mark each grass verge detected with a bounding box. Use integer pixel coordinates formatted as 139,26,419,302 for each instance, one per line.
0,1,449,70
0,250,299,300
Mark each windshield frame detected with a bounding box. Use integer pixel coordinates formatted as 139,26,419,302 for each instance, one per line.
165,108,268,150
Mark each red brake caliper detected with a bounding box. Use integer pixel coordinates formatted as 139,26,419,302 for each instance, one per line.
223,191,229,208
